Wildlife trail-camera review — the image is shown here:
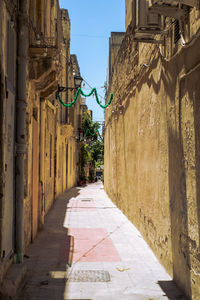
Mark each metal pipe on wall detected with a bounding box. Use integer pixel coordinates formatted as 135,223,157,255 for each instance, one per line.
15,0,29,264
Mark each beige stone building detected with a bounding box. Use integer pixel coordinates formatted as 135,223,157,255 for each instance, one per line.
55,10,81,196
0,0,18,285
108,32,125,84
0,1,82,295
105,1,200,299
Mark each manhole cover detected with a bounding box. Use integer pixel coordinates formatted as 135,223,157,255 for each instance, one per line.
80,198,93,202
68,270,110,282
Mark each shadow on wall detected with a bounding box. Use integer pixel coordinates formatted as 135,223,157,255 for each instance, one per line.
186,64,200,245
137,49,192,297
167,66,191,297
168,124,192,297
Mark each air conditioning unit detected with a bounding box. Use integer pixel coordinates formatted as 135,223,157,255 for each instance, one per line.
133,0,164,43
149,0,199,9
136,0,162,31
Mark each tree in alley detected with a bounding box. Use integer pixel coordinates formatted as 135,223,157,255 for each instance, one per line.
79,112,104,184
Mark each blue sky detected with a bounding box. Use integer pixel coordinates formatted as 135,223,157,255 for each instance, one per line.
59,0,125,123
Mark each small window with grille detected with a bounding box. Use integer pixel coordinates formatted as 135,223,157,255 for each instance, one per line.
174,20,180,44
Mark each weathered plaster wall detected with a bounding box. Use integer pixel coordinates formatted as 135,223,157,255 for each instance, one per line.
0,0,8,281
54,9,79,196
105,27,200,299
43,102,56,214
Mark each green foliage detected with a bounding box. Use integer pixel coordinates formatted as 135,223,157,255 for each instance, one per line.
90,140,104,166
79,143,92,180
89,169,95,182
82,112,100,140
80,144,91,167
79,112,104,182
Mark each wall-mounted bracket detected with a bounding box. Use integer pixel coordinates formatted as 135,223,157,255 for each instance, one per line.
149,5,188,20
134,37,164,44
149,0,200,9
134,29,168,37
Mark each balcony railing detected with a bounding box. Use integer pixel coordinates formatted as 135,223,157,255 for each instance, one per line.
30,36,57,49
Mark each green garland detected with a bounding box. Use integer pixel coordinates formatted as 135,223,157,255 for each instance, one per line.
81,128,104,142
57,87,113,109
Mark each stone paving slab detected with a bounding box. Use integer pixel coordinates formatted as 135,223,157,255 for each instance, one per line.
19,183,187,300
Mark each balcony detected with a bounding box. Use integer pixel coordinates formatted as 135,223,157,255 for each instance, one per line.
30,36,57,49
149,0,199,8
148,0,198,20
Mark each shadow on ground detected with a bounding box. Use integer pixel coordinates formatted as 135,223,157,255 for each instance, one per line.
19,187,80,300
158,280,189,300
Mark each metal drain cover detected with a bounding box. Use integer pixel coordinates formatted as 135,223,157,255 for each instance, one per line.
80,198,93,202
68,270,110,282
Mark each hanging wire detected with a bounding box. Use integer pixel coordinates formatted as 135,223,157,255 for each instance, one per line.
71,34,109,39
82,78,105,101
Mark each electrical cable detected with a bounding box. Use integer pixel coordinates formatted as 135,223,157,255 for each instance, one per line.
71,34,109,39
82,78,105,101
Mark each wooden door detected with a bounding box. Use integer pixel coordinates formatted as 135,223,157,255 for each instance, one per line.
32,117,39,240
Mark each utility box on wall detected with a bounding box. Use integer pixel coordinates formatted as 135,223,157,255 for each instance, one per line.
126,0,164,41
135,0,162,32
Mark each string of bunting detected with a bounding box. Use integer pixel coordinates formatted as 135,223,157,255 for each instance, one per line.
57,87,113,109
81,128,104,142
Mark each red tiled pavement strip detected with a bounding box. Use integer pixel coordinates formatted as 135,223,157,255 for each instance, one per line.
68,228,121,263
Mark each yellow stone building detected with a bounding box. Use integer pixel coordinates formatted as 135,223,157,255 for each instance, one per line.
105,1,200,299
0,1,82,295
55,10,82,197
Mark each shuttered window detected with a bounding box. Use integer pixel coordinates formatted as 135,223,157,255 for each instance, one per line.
174,20,180,44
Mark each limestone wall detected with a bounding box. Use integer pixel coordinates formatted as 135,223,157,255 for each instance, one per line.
109,32,125,83
105,10,200,299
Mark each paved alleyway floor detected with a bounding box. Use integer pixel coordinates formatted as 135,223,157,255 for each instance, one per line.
19,183,187,300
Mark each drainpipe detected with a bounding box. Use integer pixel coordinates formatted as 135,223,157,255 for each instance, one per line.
15,0,28,264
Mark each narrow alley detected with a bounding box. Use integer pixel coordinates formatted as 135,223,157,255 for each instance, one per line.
1,1,200,299
19,183,185,300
